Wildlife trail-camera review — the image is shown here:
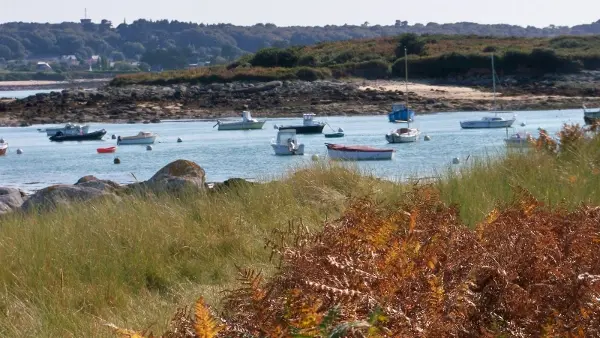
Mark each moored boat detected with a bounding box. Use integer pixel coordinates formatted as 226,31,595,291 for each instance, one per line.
117,132,157,145
214,111,266,130
40,123,90,136
388,103,415,123
0,138,7,156
386,126,420,143
504,130,534,148
459,53,516,129
49,129,106,142
325,143,394,161
274,113,325,134
97,146,117,154
583,105,600,125
324,126,345,138
271,130,305,155
386,48,420,143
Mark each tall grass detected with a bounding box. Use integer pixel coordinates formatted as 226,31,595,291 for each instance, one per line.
437,127,600,226
0,163,405,337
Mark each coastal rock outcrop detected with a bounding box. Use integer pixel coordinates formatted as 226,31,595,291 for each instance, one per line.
128,159,206,194
0,187,26,215
21,177,121,212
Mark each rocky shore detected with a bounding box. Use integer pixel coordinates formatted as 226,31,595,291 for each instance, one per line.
0,159,254,215
1,78,599,127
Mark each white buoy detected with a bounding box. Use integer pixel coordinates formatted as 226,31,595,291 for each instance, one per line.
311,154,320,161
452,157,460,165
424,135,431,141
146,145,153,151
177,137,183,143
16,148,23,155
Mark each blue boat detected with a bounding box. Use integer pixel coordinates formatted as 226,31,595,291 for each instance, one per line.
388,103,415,123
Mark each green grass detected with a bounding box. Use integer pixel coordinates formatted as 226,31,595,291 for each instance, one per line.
0,162,404,337
2,130,600,336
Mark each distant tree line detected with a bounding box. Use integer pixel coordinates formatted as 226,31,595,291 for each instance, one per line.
2,19,600,70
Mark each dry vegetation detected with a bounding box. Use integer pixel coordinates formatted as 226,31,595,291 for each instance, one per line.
2,125,600,337
102,124,600,337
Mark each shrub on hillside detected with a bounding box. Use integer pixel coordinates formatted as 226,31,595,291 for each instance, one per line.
332,59,390,79
394,33,426,57
295,67,331,81
250,47,299,68
297,54,318,67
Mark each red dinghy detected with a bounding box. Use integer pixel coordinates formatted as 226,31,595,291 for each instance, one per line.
97,146,117,154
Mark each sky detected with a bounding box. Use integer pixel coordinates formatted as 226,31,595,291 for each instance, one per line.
1,0,599,28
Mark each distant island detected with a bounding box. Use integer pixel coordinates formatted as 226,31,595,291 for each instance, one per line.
1,18,600,78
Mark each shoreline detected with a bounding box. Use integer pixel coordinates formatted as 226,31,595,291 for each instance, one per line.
1,79,598,127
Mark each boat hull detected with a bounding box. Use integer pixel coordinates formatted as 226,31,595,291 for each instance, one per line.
217,121,266,130
385,130,420,143
325,143,394,161
324,132,344,138
118,136,157,145
460,119,515,129
97,146,117,153
0,144,7,156
50,130,106,142
278,124,325,134
584,112,600,125
271,144,305,155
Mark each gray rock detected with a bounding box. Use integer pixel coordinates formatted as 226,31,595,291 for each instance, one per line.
75,175,121,193
129,159,206,194
0,187,26,214
21,184,120,212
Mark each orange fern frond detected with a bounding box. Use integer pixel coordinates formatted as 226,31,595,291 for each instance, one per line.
193,297,223,338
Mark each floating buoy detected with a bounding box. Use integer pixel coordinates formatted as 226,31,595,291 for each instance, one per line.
424,135,431,141
146,145,153,151
311,154,320,161
452,157,460,165
112,134,117,139
16,148,23,155
114,157,121,164
177,137,183,143
520,122,526,127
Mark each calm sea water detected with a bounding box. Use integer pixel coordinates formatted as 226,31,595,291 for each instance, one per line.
0,89,64,99
0,109,584,192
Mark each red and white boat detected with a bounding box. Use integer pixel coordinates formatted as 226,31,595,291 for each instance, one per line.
325,143,394,161
0,138,7,156
97,146,117,154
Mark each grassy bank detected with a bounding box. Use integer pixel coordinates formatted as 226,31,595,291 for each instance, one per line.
111,34,600,86
2,125,600,336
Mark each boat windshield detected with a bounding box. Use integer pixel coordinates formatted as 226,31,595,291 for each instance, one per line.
276,131,296,144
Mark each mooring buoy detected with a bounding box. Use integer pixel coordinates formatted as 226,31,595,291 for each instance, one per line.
424,135,431,141
177,137,183,143
146,145,153,151
452,157,460,165
16,148,23,154
114,157,121,164
111,134,117,139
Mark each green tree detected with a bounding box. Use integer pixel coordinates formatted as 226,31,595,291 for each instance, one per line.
394,33,426,57
0,45,11,59
110,51,126,61
250,47,299,68
122,42,146,59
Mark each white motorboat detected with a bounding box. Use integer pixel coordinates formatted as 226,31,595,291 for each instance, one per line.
40,123,90,136
583,105,600,125
271,129,305,155
504,130,534,148
325,143,394,161
214,111,266,130
460,54,516,129
0,138,7,156
117,132,157,145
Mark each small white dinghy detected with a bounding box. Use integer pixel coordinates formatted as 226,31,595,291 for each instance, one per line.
117,131,157,145
271,130,305,155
